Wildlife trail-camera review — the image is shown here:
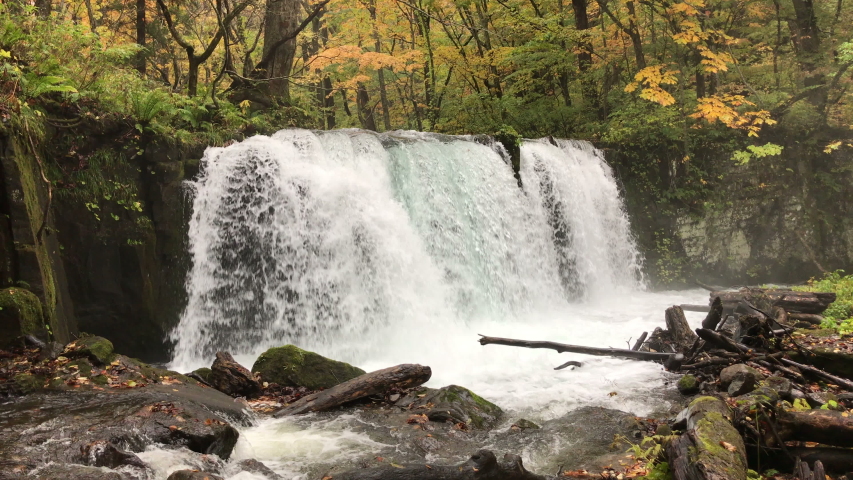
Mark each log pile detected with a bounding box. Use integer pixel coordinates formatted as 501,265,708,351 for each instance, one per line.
479,287,853,480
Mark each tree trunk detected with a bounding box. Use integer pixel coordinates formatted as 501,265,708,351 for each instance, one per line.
356,83,377,131
666,306,699,352
263,0,302,101
136,0,146,75
778,409,853,448
571,0,597,108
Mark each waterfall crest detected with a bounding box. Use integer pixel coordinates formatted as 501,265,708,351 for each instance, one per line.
170,129,644,369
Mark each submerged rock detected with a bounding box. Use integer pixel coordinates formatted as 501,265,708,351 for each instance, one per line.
167,471,224,480
235,459,283,479
252,344,366,390
209,351,260,397
398,385,503,429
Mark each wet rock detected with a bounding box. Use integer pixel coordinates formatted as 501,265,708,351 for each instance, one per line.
191,367,213,383
727,372,757,396
80,440,148,469
720,364,761,389
12,372,45,394
0,383,247,478
34,464,127,479
415,435,442,453
167,470,224,480
765,376,793,400
235,459,283,479
400,385,503,429
734,386,781,409
209,351,260,397
252,345,366,390
65,336,115,365
510,418,540,431
677,374,700,395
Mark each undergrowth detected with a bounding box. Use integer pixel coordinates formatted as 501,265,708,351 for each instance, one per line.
795,270,853,334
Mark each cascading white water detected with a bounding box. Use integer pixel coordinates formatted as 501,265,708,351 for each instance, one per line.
170,129,645,370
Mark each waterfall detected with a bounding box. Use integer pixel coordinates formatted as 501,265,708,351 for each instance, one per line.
170,129,644,369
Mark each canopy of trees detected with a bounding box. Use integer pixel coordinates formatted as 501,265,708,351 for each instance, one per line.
1,0,851,150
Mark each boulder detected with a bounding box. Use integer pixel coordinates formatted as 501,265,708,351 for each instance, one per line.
720,364,761,389
765,376,793,400
209,352,260,397
0,287,45,345
398,385,503,429
252,345,365,390
677,374,700,395
65,336,115,365
80,440,147,469
167,471,224,480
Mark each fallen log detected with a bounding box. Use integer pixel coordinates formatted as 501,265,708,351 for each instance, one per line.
681,304,711,313
793,458,826,480
666,396,748,480
273,364,431,416
787,447,853,473
695,328,750,355
478,335,680,364
631,332,648,351
710,290,836,315
777,409,853,448
786,313,823,325
780,358,853,391
666,306,699,352
328,450,546,480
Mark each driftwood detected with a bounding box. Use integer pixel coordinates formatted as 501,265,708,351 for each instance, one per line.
631,332,648,351
274,364,431,416
710,290,836,314
328,450,547,480
681,304,711,312
478,335,680,363
666,306,699,352
695,328,749,355
777,409,853,448
788,447,853,473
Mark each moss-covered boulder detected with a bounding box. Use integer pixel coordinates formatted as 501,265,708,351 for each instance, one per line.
0,287,45,344
13,372,46,394
251,345,365,390
677,374,700,395
399,385,503,429
64,336,115,365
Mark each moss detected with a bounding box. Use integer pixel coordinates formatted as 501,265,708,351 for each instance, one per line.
92,374,109,385
191,367,212,383
431,385,503,429
70,358,94,377
251,345,366,390
0,287,45,337
677,374,700,394
692,411,748,480
72,336,115,364
13,373,46,394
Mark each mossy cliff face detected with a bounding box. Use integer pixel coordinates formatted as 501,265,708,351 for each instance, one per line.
251,345,366,389
0,136,76,343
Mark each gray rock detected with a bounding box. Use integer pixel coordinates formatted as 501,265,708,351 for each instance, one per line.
80,440,147,469
720,364,761,389
209,351,261,397
727,372,756,396
765,376,792,400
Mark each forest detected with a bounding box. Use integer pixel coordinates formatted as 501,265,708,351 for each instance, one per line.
1,0,851,149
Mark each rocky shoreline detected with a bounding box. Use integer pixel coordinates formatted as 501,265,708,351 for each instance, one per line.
2,288,853,480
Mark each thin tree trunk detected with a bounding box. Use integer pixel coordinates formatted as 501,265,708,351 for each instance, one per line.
136,0,146,75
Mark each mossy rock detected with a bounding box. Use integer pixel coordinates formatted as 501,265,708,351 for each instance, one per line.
13,373,46,394
692,410,748,480
677,374,700,395
251,345,366,390
0,287,45,342
66,336,115,365
191,367,213,383
406,385,503,429
69,358,94,378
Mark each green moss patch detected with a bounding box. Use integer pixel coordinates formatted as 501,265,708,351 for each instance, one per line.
0,287,45,339
251,345,366,390
66,336,115,365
